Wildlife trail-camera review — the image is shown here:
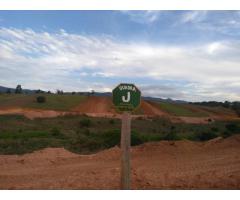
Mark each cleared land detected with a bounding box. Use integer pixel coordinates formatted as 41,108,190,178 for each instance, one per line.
0,135,239,189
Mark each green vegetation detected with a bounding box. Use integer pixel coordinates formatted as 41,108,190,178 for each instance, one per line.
0,114,239,155
36,96,46,103
157,102,208,117
79,118,92,127
0,94,87,111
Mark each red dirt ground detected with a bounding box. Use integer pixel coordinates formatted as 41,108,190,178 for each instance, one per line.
0,135,239,189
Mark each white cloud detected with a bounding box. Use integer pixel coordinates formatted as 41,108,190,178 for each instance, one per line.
181,11,207,23
180,11,240,37
121,11,161,24
0,27,240,101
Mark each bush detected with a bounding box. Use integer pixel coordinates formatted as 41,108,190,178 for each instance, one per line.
196,131,218,141
51,127,61,137
100,129,144,148
36,96,46,103
131,131,145,145
109,119,115,125
221,131,232,138
163,132,179,141
211,127,219,132
225,123,239,133
79,118,92,127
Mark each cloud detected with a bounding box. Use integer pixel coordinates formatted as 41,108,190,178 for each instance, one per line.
120,11,161,24
180,11,240,38
181,11,208,23
0,27,240,101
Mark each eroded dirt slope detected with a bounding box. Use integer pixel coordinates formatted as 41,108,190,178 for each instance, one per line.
0,135,240,189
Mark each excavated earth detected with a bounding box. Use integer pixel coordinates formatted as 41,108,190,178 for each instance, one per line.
0,135,240,189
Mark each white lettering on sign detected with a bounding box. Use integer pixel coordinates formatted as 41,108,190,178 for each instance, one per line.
119,85,136,92
122,92,131,102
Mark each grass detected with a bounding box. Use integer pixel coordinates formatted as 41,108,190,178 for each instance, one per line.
0,94,87,111
0,114,239,155
156,102,208,117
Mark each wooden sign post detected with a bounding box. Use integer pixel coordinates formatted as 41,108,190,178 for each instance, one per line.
120,112,131,189
112,83,141,190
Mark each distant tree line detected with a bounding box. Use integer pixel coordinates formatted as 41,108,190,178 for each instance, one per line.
190,101,240,116
2,84,95,96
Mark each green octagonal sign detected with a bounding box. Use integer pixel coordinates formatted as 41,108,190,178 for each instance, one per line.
112,83,141,111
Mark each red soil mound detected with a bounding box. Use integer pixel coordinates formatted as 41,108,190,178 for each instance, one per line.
0,135,239,189
72,96,117,114
141,101,167,116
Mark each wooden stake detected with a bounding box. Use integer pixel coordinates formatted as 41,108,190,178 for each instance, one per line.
120,111,131,190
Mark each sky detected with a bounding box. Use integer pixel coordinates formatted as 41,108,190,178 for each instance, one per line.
0,10,240,101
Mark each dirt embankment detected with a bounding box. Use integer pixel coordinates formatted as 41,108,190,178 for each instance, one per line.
0,135,240,189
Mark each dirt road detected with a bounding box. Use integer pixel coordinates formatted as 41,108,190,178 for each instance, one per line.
0,135,239,189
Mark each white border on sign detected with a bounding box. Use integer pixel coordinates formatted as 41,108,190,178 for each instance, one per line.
0,0,240,10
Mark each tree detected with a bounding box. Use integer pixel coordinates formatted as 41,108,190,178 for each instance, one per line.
15,85,22,94
57,90,64,95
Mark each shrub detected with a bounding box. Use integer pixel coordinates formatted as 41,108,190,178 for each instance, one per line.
131,131,145,145
211,127,219,132
109,119,115,125
36,96,46,103
225,123,239,133
51,127,61,137
79,118,91,127
196,131,218,141
163,132,179,141
221,131,232,138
